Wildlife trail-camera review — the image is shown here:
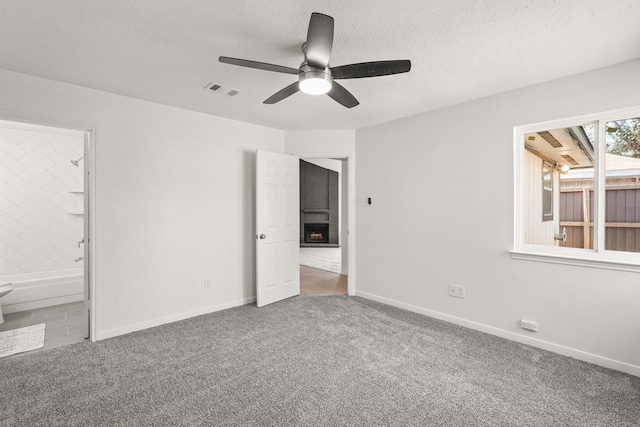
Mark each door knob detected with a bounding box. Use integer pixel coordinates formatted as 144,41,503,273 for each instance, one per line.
258,234,267,240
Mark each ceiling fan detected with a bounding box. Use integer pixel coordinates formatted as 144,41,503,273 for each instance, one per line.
219,12,411,108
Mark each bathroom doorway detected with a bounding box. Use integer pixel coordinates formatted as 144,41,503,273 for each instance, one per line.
0,119,92,354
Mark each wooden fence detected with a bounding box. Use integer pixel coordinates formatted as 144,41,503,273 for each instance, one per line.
560,188,640,252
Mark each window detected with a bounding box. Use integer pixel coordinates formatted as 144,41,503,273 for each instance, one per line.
542,161,553,221
514,107,640,270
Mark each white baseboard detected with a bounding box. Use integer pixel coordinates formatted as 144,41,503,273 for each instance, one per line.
355,290,640,378
97,296,256,341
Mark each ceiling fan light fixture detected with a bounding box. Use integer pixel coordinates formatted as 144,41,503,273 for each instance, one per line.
299,65,332,95
300,77,332,95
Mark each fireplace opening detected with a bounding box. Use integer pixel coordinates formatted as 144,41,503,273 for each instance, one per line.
304,224,329,243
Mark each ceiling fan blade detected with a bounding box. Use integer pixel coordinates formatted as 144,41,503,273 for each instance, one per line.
327,81,359,109
219,56,299,75
305,12,334,69
331,60,412,79
263,82,300,104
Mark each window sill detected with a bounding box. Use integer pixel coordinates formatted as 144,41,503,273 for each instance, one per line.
510,250,640,273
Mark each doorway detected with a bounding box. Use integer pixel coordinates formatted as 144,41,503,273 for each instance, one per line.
0,119,92,354
299,157,349,295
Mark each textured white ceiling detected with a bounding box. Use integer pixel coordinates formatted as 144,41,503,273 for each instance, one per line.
0,0,639,130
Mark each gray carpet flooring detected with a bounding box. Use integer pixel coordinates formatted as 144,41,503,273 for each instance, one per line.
1,296,639,426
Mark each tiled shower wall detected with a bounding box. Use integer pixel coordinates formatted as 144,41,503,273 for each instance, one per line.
0,124,83,276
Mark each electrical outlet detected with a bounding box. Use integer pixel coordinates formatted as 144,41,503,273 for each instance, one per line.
449,284,465,299
449,284,457,297
521,319,539,332
204,278,211,289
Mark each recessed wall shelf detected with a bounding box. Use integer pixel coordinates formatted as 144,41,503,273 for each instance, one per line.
68,190,84,193
68,211,84,215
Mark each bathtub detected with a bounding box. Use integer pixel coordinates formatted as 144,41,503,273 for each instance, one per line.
0,269,83,314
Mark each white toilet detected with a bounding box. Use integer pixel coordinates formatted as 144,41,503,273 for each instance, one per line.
0,282,13,325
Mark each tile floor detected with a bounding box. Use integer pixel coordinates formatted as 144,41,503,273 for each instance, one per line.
0,301,86,358
299,247,342,274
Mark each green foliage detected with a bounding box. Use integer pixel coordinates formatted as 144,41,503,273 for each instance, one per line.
606,119,640,158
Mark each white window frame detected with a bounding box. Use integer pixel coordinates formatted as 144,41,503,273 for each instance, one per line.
512,106,640,272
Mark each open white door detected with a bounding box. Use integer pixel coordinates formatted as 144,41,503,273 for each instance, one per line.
256,150,300,307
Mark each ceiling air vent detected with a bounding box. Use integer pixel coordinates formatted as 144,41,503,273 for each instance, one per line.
538,131,563,148
561,154,579,165
205,82,240,97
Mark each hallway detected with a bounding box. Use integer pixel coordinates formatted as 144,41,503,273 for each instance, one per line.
299,247,346,295
300,265,347,295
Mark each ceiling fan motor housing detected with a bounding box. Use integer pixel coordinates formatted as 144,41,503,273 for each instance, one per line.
299,63,332,95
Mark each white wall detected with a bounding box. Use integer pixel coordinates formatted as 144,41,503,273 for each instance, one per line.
285,130,355,156
304,158,341,174
0,69,284,339
523,149,558,246
355,59,640,376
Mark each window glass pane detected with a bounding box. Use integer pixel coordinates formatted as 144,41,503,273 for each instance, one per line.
523,125,594,247
542,162,553,220
604,117,640,252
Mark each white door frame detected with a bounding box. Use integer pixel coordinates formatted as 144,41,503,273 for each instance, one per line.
0,110,98,341
296,152,356,296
